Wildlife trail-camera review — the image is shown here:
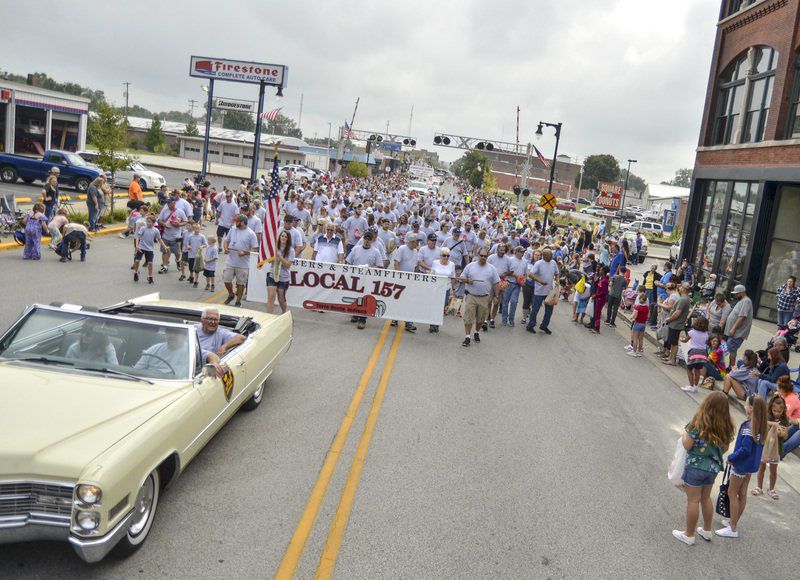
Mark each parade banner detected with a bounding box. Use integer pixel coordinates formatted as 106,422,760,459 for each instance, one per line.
247,257,451,325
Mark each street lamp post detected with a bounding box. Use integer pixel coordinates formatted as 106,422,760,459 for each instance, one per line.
620,159,637,228
535,120,562,233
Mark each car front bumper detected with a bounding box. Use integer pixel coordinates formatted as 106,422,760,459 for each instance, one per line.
69,509,133,563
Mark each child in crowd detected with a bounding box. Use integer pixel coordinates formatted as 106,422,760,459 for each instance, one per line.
626,288,649,357
752,392,790,500
681,317,710,393
573,278,592,325
203,235,218,292
673,391,734,546
183,223,207,288
700,335,727,389
133,216,167,284
717,394,767,539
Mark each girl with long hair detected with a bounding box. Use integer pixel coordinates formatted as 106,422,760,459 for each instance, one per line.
717,394,767,538
752,392,790,500
266,230,295,315
673,391,735,546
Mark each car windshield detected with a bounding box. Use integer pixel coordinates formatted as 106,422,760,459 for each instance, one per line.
64,153,87,167
0,307,193,381
130,162,147,172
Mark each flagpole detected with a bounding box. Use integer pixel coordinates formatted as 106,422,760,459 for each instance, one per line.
336,97,359,176
251,81,267,182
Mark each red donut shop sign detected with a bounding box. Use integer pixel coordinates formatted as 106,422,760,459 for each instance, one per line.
190,56,287,86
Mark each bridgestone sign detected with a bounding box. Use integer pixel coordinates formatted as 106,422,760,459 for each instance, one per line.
190,56,287,87
214,97,255,113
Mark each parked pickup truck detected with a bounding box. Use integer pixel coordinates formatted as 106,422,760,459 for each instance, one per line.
0,150,103,192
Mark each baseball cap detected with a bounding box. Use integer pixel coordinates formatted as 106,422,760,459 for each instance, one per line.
283,214,295,222
733,284,746,294
234,213,248,223
427,233,437,241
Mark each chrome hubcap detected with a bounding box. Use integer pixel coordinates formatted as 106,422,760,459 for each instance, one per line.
128,475,154,536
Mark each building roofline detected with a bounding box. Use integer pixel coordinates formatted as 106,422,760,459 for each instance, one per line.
0,78,91,104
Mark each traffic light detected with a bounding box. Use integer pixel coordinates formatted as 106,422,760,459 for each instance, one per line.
522,188,530,197
476,142,494,151
433,135,451,145
403,138,417,146
513,185,521,196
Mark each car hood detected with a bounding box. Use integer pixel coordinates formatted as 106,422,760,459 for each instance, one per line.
0,364,188,480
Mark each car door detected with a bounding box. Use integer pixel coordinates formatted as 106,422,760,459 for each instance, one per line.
115,164,133,187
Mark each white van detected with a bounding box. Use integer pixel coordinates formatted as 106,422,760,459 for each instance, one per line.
622,220,663,236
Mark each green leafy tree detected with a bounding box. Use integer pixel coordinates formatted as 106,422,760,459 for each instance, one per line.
144,115,165,152
481,168,497,192
223,110,256,131
347,160,369,178
661,168,692,188
626,173,647,193
263,113,303,138
87,101,129,210
184,117,200,136
576,154,621,190
162,110,194,123
124,104,153,119
453,150,490,189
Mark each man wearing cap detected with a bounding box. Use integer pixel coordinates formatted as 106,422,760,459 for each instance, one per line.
487,243,513,328
501,246,528,326
312,221,344,264
345,231,383,329
444,227,467,269
392,233,421,333
215,190,239,250
157,197,187,275
724,284,754,369
222,214,258,307
417,234,440,273
342,205,369,257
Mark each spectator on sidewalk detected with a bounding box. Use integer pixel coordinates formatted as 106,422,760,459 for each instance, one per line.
654,262,674,325
605,265,628,328
706,293,731,333
755,347,791,400
661,283,692,365
643,263,661,328
776,276,799,326
43,168,60,221
86,176,103,232
128,174,145,211
722,350,760,400
778,377,800,459
587,266,609,334
724,284,754,370
22,203,49,260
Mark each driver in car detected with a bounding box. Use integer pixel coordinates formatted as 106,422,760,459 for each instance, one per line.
134,327,224,378
65,324,118,365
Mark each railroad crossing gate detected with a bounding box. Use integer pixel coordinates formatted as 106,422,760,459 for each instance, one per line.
540,192,557,211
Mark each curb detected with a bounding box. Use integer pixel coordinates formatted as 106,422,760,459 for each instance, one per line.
0,224,127,252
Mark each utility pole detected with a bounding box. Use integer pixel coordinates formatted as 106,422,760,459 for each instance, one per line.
407,105,414,136
386,120,390,134
123,82,130,121
188,99,198,119
298,92,304,131
327,122,332,149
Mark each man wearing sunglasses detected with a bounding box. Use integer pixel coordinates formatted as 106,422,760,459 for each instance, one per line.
458,249,500,347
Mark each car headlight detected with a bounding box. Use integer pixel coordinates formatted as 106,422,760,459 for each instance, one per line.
77,484,102,505
76,510,100,532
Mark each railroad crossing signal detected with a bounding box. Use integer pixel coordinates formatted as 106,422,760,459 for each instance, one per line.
540,192,557,211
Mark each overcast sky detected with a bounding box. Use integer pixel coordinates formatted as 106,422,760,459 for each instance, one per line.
2,0,719,183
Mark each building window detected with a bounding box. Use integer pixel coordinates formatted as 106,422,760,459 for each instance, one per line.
223,151,240,158
697,181,728,272
712,46,778,145
758,185,800,320
723,0,758,18
786,55,800,138
717,182,756,295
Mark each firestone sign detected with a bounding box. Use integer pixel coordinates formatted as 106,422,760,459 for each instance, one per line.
190,56,287,86
214,97,255,113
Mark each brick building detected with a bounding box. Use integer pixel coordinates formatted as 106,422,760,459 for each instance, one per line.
684,0,800,320
486,151,582,198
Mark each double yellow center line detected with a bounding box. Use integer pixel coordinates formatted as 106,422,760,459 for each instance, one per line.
276,320,405,579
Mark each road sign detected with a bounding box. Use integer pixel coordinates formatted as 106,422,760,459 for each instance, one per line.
214,97,255,113
540,192,557,211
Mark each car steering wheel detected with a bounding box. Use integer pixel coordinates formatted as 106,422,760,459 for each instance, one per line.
137,352,176,375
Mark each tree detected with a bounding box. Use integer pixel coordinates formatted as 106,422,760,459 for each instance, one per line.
162,110,194,123
87,101,129,210
263,113,303,138
124,104,153,119
576,154,620,190
661,168,692,188
144,115,165,152
453,150,490,189
223,110,255,131
626,173,647,193
347,160,369,178
184,117,200,137
481,167,497,192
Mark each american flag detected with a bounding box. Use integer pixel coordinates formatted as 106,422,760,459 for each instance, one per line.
342,120,354,139
533,144,551,168
258,154,282,267
259,107,282,121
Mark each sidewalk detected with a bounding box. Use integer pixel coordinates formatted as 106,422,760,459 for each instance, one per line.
0,224,127,252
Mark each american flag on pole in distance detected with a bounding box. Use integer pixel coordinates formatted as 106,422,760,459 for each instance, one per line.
342,120,354,139
259,107,282,121
533,145,551,168
258,154,282,267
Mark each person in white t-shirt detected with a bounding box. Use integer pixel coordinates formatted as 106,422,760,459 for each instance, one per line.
428,247,456,334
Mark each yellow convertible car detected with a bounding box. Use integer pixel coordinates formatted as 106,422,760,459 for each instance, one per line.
0,294,292,562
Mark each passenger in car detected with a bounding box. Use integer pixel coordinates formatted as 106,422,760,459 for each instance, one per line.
65,324,118,365
195,307,245,357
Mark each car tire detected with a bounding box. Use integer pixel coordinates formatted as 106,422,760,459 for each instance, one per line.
242,378,267,411
0,166,18,183
113,468,160,559
139,178,148,190
22,178,34,184
75,177,90,192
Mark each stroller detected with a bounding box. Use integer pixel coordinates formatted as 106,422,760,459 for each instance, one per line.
0,194,25,245
775,315,800,353
622,279,639,311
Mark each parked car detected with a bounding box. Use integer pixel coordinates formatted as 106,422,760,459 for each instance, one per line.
556,199,576,211
621,220,664,237
615,209,638,222
577,197,592,205
626,205,643,212
280,164,316,180
580,205,606,215
0,150,102,192
0,295,293,562
77,152,166,190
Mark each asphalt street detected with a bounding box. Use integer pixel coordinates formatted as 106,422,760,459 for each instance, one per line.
0,234,795,579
